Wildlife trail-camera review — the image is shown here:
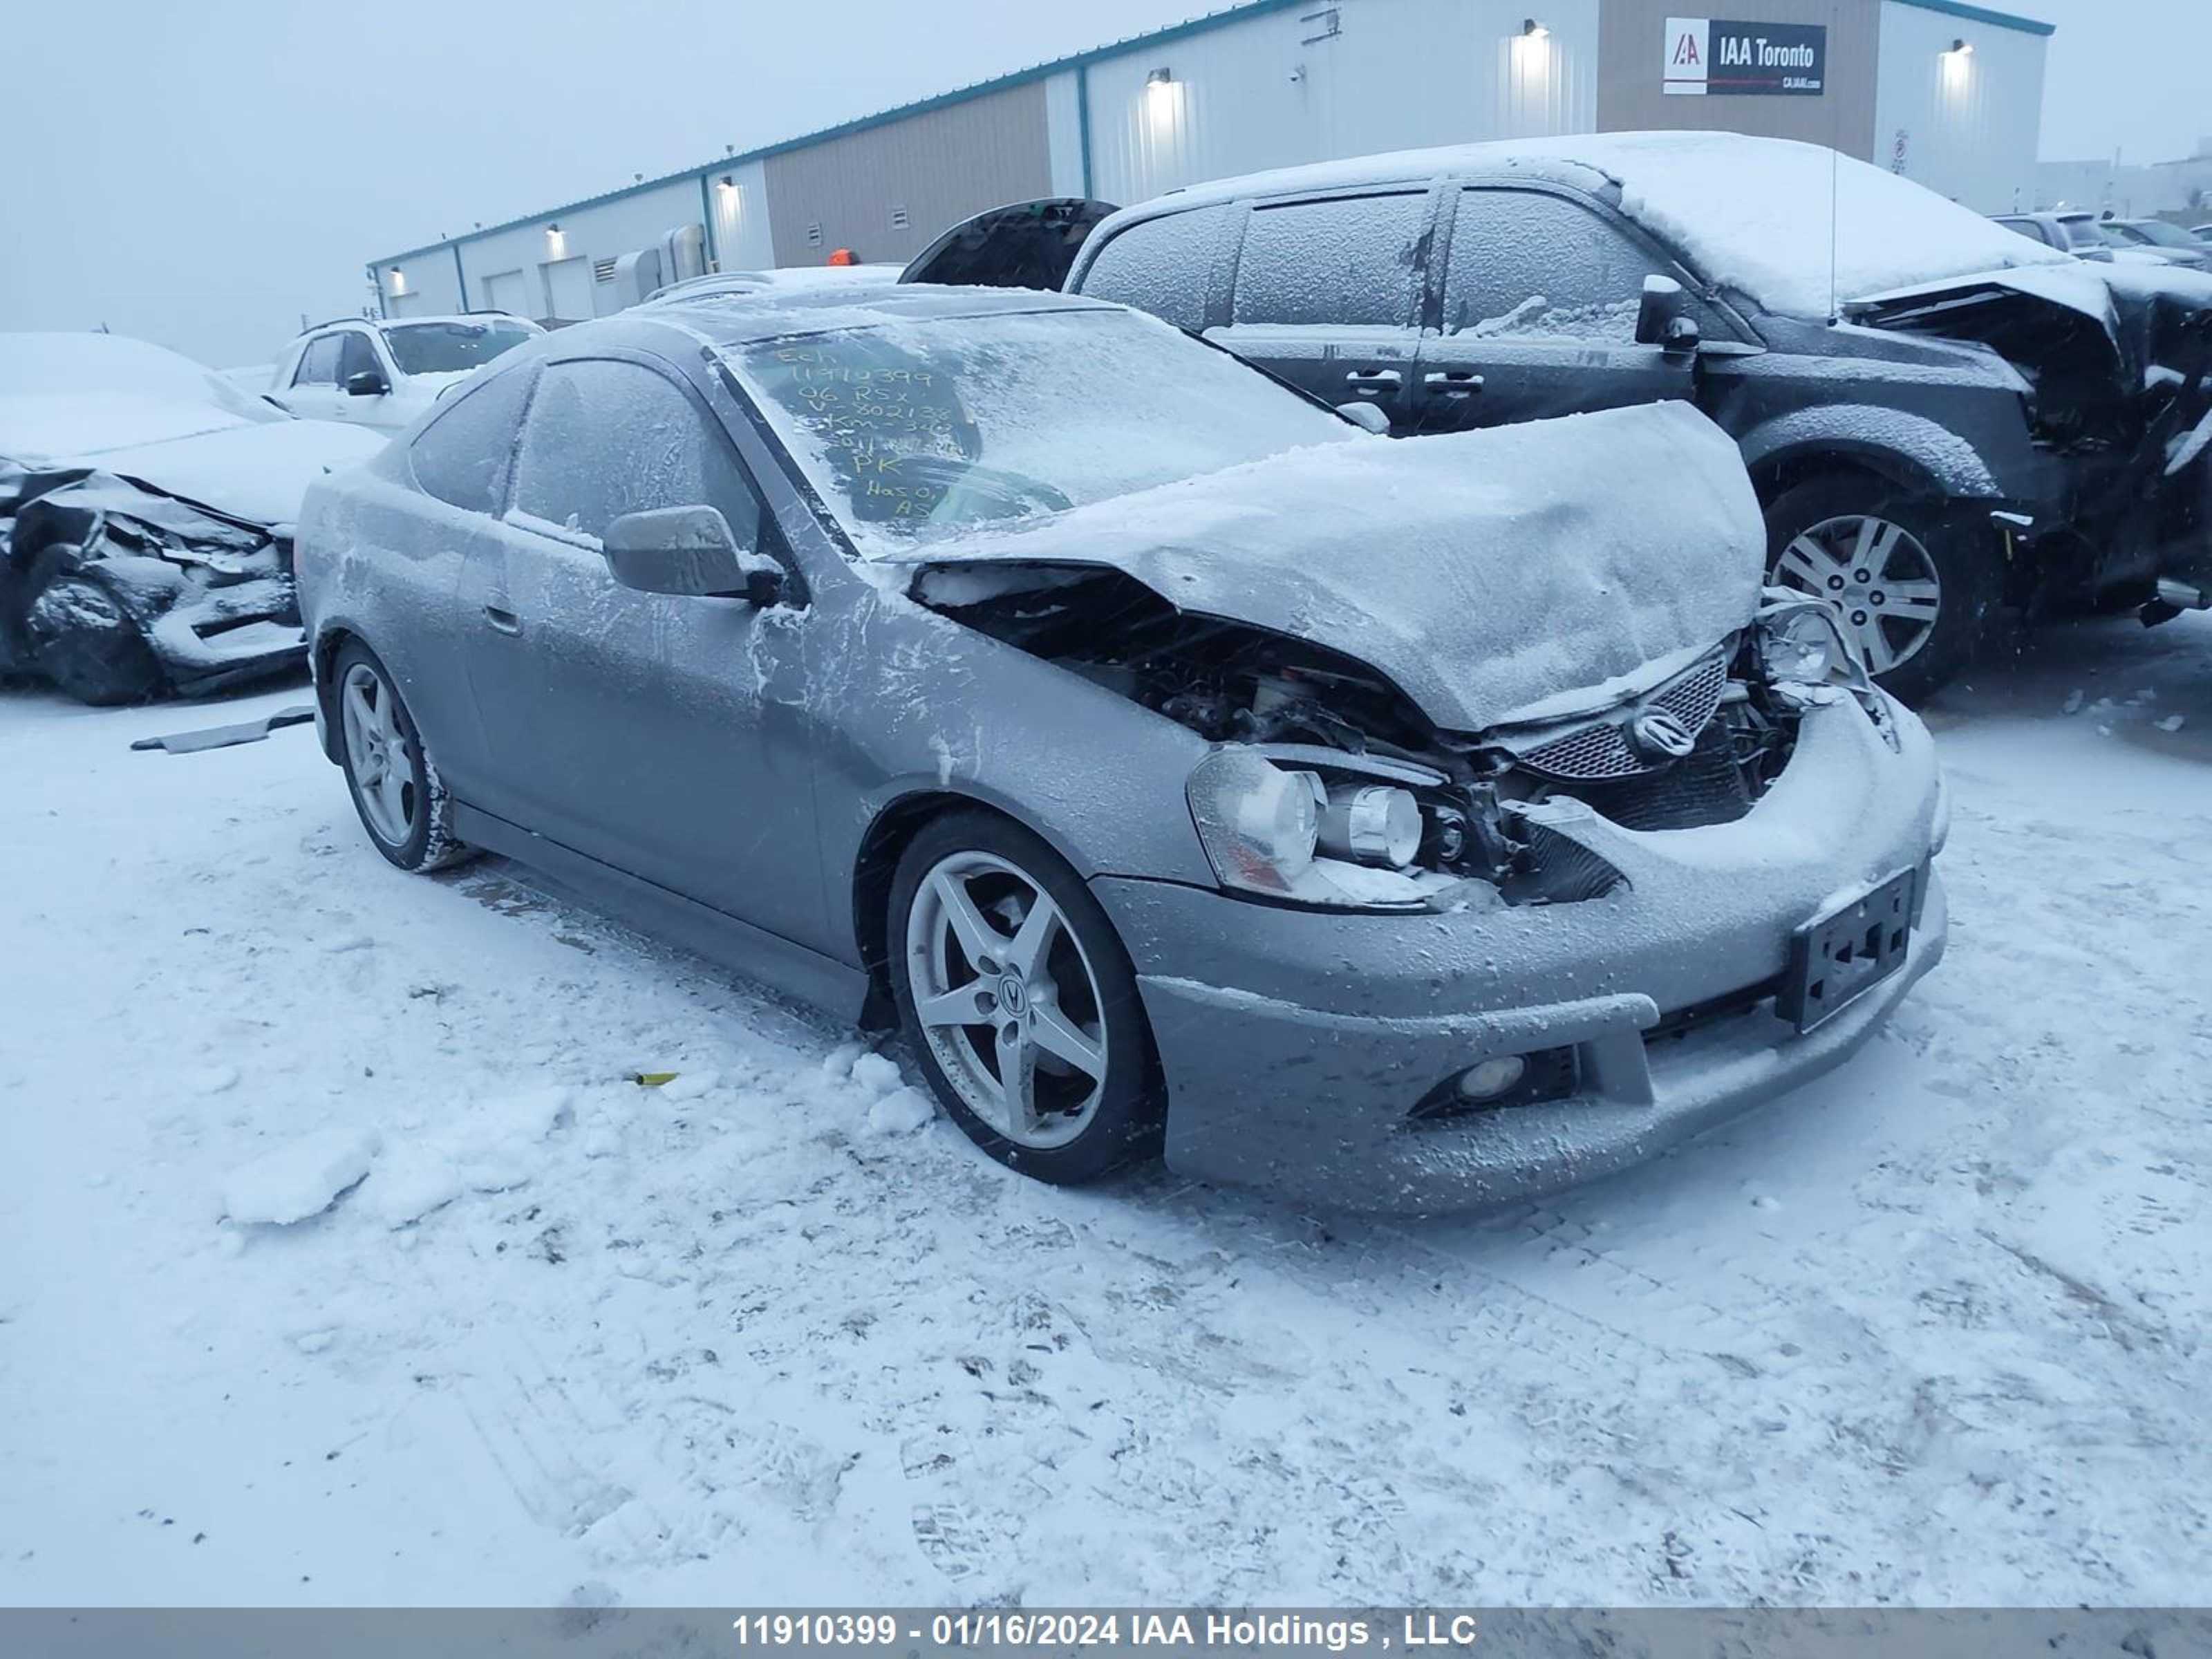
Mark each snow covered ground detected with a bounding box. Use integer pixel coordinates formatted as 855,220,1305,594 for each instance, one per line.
1,613,2206,1609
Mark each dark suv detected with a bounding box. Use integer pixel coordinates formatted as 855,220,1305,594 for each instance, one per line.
913,134,2212,702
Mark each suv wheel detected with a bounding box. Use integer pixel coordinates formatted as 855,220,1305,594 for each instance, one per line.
332,641,473,872
1763,477,2000,705
888,812,1163,1185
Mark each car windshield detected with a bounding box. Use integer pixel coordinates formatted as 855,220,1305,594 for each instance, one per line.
729,306,1356,552
2058,218,2112,250
382,319,536,376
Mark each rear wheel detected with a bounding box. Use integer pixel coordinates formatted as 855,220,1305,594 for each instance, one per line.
888,813,1163,1184
332,641,473,873
26,575,165,705
1763,476,2000,705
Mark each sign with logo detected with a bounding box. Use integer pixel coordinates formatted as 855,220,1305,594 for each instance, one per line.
1664,17,1827,96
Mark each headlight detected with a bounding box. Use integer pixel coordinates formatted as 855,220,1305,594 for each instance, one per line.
1756,599,1857,684
1185,749,1432,909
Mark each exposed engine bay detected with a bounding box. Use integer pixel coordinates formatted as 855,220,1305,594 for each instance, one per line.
910,561,1852,909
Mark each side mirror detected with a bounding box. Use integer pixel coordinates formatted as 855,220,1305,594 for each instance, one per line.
602,504,782,604
1634,275,1700,355
1334,401,1392,434
344,368,391,397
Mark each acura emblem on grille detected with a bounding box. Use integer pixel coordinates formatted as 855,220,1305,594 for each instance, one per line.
1629,708,1698,760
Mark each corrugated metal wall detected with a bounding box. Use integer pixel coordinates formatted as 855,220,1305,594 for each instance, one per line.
1874,1,2045,214
762,81,1053,265
1079,0,1600,205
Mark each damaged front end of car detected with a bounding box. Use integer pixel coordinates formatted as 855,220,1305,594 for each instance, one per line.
906,559,1895,917
0,467,307,703
1848,266,2212,620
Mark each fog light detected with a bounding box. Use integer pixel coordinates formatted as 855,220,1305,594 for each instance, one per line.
1456,1054,1528,1100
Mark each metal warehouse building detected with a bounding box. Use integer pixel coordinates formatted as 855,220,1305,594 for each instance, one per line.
368,0,2052,323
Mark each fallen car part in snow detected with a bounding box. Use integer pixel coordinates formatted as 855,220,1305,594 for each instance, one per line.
129,703,315,754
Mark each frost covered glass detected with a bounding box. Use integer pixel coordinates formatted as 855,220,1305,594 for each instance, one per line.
1443,189,1671,341
509,360,760,546
1232,194,1427,328
1073,207,1229,330
409,363,536,515
384,319,537,376
730,309,1353,550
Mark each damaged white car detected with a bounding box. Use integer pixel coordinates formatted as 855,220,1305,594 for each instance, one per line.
297,286,1947,1212
0,332,385,702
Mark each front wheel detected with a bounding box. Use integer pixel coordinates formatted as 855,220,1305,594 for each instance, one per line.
332,641,473,872
26,575,165,705
1763,478,2001,705
888,813,1163,1185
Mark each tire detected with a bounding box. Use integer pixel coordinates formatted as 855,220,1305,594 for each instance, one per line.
888,812,1164,1185
26,576,165,705
1763,476,2003,705
331,640,474,873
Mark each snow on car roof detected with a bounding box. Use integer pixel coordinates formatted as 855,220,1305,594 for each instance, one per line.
648,281,1123,347
1132,131,2073,320
0,332,285,462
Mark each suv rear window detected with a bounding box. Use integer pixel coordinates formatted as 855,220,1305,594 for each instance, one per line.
1232,193,1427,328
1072,207,1230,330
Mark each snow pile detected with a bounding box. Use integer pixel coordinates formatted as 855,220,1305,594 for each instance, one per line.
362,1086,574,1228
218,1127,380,1226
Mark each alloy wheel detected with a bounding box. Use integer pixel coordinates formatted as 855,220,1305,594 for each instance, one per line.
340,661,418,847
904,850,1109,1149
1771,514,1944,675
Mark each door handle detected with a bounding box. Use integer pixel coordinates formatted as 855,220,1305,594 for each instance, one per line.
1423,371,1483,396
483,606,522,636
1343,368,1403,395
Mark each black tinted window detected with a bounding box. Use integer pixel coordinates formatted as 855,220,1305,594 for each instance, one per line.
509,359,760,547
337,332,381,381
1073,207,1229,330
1445,189,1684,340
1232,193,1427,328
409,365,536,514
292,336,341,386
384,319,536,375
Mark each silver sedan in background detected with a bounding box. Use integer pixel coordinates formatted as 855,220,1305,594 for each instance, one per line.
296,285,1946,1213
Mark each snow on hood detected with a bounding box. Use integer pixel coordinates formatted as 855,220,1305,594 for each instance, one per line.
894,400,1765,733
62,418,386,525
0,393,259,463
1562,133,2073,319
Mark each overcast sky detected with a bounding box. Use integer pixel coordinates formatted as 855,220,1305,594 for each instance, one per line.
1,0,2197,366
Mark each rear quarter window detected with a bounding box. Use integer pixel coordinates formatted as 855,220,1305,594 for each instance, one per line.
408,364,537,514
1072,206,1230,330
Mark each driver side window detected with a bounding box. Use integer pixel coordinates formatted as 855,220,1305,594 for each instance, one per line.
1443,188,1719,341
292,335,341,386
509,359,762,550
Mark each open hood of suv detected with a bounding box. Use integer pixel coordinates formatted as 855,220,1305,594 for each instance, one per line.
891,400,1765,734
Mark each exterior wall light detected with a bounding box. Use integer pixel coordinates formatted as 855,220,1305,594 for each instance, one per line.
1523,18,1548,37
387,266,407,297
545,223,566,259
1947,37,1972,55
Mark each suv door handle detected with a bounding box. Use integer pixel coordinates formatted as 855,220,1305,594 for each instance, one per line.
1423,371,1483,396
1343,368,1403,393
483,606,522,636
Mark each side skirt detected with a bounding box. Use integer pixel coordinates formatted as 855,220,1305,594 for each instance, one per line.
449,801,871,1023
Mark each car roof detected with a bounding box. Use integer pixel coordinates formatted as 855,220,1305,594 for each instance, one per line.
610,281,1125,349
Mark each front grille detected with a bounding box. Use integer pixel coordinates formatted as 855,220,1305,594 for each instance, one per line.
1514,652,1732,781
1564,721,1752,831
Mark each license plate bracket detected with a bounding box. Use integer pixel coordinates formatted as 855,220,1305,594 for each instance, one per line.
1777,867,1918,1033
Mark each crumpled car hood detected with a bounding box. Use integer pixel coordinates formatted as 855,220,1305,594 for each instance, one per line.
891,400,1765,733
35,417,387,526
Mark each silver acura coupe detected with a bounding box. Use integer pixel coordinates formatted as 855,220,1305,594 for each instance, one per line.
296,282,1947,1213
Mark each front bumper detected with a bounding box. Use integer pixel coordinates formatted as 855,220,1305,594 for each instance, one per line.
1091,695,1947,1215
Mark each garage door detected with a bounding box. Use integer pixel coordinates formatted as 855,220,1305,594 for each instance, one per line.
483,269,530,316
541,257,592,321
